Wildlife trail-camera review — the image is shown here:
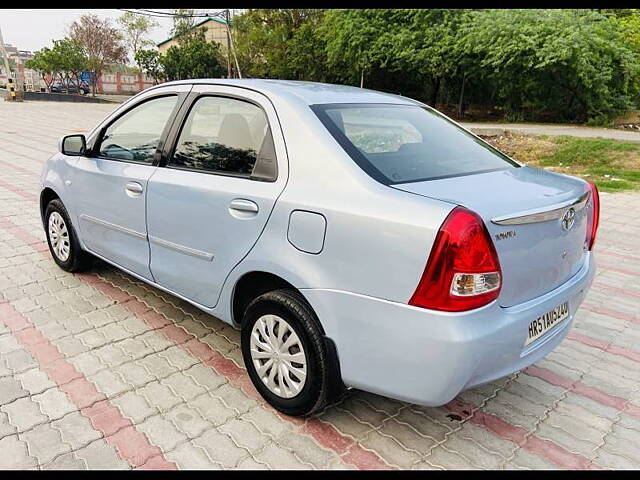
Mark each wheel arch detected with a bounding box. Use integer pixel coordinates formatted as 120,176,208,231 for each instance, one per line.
232,269,346,402
232,270,302,328
40,187,60,223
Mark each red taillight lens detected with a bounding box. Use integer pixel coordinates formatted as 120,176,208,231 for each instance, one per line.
409,207,502,312
585,182,600,251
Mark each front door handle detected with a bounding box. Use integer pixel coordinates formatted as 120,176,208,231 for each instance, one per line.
229,199,259,218
125,181,144,196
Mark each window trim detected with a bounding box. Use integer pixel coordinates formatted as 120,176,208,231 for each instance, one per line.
310,102,519,186
90,93,185,166
161,92,278,182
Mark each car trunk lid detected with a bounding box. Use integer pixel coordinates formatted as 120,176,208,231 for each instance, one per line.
392,166,590,307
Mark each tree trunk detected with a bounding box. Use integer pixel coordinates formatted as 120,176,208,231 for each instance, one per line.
360,68,364,88
430,77,441,107
458,72,466,116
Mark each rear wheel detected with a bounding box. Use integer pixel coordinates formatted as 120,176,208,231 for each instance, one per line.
241,289,328,417
44,199,93,272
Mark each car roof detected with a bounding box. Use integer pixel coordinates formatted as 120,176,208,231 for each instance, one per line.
151,79,424,107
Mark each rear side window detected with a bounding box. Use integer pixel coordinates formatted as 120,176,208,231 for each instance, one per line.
170,96,276,179
313,104,518,184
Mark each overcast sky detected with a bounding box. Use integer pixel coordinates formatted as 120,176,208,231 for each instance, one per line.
0,9,177,52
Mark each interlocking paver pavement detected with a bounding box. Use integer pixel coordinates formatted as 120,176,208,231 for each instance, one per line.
1,100,640,469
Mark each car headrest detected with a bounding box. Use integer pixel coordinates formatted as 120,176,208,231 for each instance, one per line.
218,113,254,151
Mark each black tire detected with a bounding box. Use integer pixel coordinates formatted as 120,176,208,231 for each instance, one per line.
241,289,328,417
44,199,93,272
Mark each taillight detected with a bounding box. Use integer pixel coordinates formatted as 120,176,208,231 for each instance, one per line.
585,182,600,251
409,207,502,312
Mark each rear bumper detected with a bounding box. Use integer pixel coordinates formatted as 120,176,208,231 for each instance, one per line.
301,252,595,406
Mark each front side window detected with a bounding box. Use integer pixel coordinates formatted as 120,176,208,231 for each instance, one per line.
314,104,519,184
170,96,272,177
98,95,178,163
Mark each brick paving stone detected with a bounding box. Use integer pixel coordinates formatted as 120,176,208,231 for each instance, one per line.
1,396,48,432
19,422,72,465
51,411,102,450
423,445,477,469
0,410,16,437
111,391,158,425
218,418,271,453
593,449,640,469
241,406,294,439
137,415,188,451
236,456,269,469
535,423,599,458
0,435,38,469
393,408,451,443
165,442,222,470
277,430,342,468
0,376,28,405
42,452,87,470
254,442,314,469
441,435,504,469
188,392,238,427
192,429,248,468
138,381,183,412
32,387,77,419
359,429,422,468
161,371,207,401
4,349,37,372
165,403,213,438
214,382,259,414
507,448,558,469
377,417,437,455
317,407,372,441
74,438,130,470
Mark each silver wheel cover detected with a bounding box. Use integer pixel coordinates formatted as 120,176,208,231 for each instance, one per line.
48,212,71,262
250,314,308,399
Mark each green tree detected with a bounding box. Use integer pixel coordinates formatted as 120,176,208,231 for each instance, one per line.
26,38,88,92
117,11,159,61
135,49,163,84
233,9,329,81
461,9,640,122
171,9,197,39
160,29,225,81
25,47,57,92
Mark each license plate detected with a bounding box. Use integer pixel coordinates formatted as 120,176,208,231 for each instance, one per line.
525,301,569,346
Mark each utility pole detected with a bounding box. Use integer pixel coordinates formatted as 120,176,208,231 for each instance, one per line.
0,25,13,94
224,9,242,79
224,9,232,78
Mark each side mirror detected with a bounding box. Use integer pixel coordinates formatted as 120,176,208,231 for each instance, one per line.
59,134,86,156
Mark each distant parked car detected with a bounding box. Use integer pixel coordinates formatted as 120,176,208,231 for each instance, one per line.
50,80,90,95
40,79,598,416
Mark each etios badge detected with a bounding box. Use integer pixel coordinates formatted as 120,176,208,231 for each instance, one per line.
561,208,576,231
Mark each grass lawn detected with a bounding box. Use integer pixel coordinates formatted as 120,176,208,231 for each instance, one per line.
482,133,640,192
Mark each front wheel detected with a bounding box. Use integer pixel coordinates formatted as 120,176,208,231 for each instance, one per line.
241,289,329,417
44,199,93,272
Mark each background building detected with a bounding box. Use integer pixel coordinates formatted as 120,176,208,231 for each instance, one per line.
157,16,228,54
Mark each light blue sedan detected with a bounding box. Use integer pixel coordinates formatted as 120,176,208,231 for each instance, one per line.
40,79,599,416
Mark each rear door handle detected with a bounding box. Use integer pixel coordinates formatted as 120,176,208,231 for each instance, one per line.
125,181,144,196
229,199,259,217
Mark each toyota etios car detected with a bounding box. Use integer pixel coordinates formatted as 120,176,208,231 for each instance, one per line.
41,79,598,416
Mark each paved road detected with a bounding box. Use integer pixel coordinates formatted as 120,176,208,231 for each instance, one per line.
0,101,639,469
462,122,640,142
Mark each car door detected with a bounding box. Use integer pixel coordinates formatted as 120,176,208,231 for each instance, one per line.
146,85,288,307
72,86,191,280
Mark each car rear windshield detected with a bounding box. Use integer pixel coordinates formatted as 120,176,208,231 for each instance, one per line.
312,103,519,184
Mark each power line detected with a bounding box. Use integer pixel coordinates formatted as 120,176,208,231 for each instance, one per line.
119,9,228,19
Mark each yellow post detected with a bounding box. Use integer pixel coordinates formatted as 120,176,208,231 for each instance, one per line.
6,77,15,100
